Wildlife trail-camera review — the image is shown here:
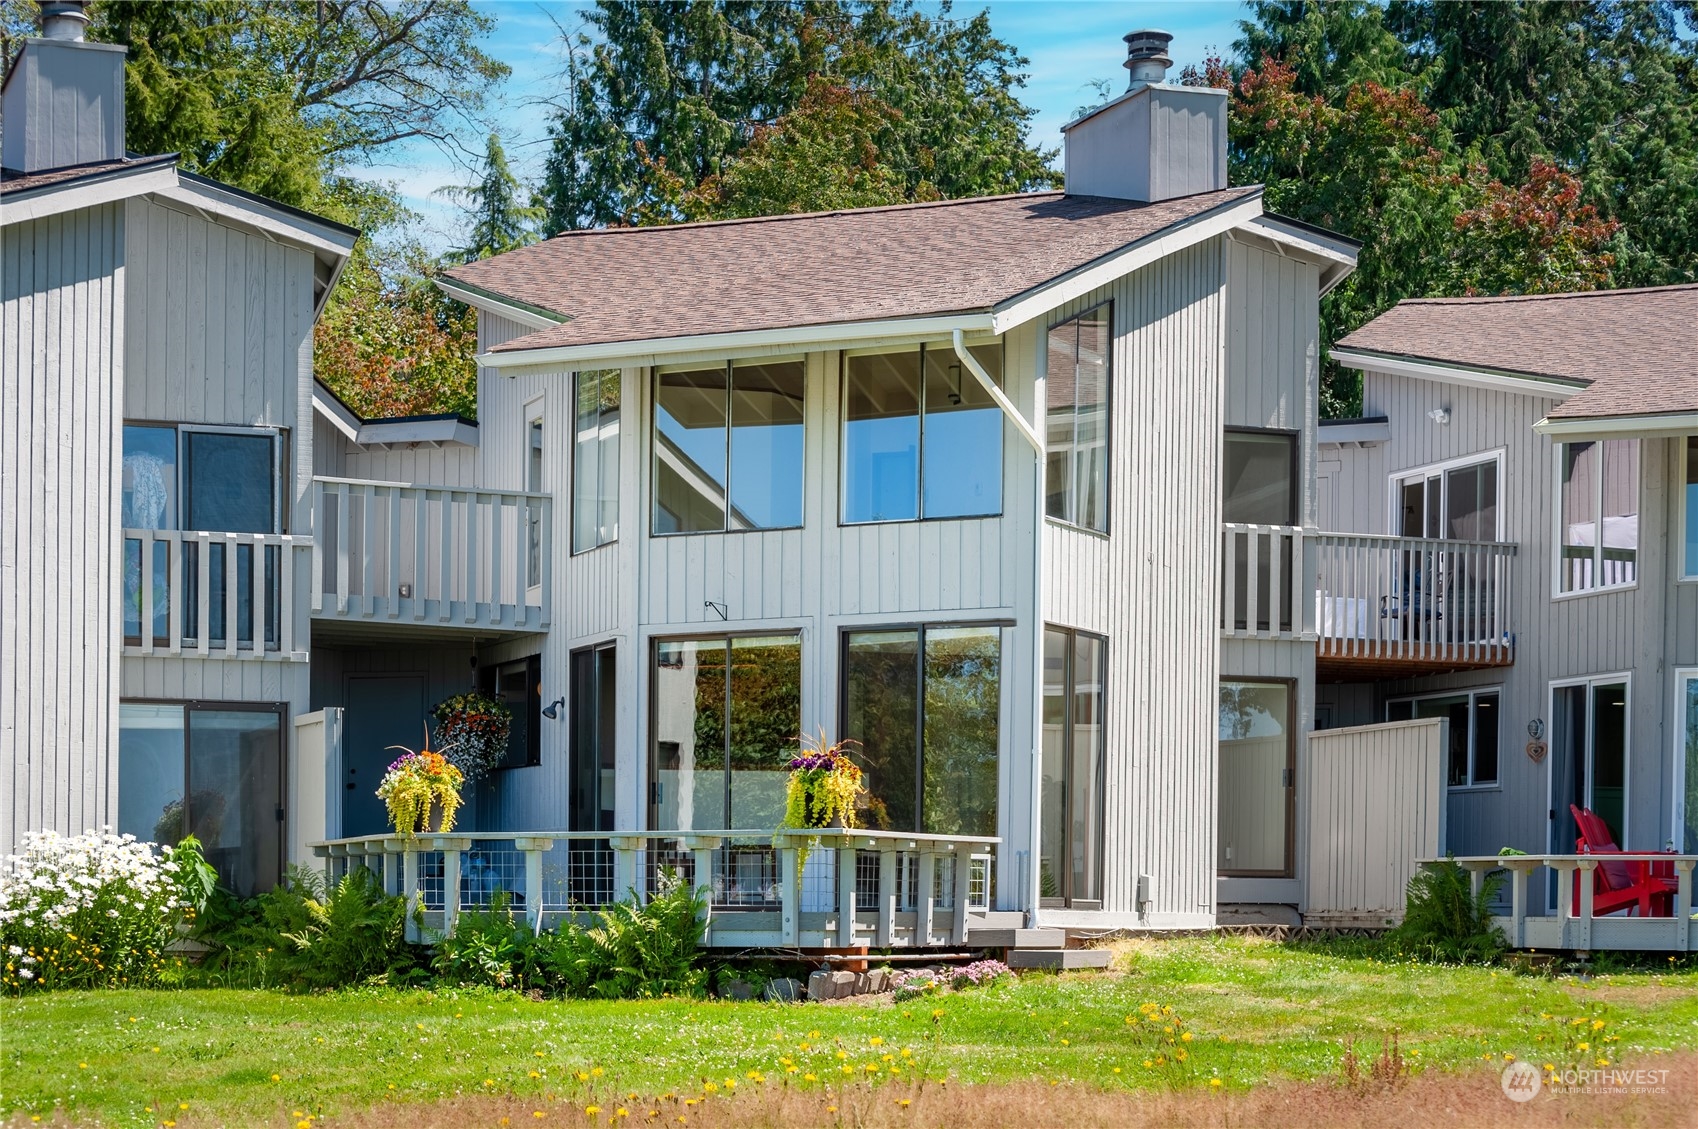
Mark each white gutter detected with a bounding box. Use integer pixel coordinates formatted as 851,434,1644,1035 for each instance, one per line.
1533,411,1698,440
478,313,997,373
0,161,179,225
952,329,1043,455
1329,348,1584,400
436,278,568,330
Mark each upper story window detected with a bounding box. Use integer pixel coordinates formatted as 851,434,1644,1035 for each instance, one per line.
842,344,1003,524
124,423,283,534
572,370,620,554
654,359,804,534
1223,431,1297,526
1045,303,1111,532
1557,439,1638,594
1684,436,1697,579
1394,453,1500,541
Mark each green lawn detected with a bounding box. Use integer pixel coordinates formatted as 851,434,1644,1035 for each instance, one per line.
4,937,1696,1126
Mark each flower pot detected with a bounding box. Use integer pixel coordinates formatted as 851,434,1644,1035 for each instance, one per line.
422,798,448,835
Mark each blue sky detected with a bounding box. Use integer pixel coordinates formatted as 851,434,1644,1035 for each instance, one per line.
365,1,1248,249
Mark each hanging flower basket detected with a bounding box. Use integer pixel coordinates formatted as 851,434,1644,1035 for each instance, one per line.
778,732,866,872
431,690,513,782
376,733,465,838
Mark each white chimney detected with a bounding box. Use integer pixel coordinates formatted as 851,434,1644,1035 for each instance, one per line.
1,0,128,174
1061,30,1228,203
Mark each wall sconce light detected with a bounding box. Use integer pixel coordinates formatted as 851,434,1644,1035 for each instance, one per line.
541,698,564,720
1427,407,1451,425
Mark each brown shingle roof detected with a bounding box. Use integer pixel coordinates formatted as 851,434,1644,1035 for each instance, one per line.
446,187,1260,354
1335,284,1698,420
0,153,176,196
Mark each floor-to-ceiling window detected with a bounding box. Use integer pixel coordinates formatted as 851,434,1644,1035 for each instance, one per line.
118,701,285,896
1045,305,1111,532
1550,676,1630,853
649,635,801,830
1218,681,1294,876
841,625,1001,836
1040,627,1105,907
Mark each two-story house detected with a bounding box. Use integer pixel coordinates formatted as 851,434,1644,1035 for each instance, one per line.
1,5,357,895
1317,286,1698,892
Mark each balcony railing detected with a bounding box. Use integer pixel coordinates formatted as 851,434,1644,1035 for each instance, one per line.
1313,534,1516,669
1221,523,1304,638
122,529,311,660
311,476,550,632
311,829,997,948
1430,855,1696,954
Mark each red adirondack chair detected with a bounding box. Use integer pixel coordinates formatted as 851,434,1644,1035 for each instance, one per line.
1569,805,1677,918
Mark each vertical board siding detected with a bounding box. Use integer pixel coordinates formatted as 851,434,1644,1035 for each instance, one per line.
1303,718,1444,919
1319,371,1680,855
1042,238,1224,921
2,204,124,848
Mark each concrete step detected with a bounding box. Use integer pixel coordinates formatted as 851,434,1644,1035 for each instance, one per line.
966,910,1026,929
965,927,1065,949
1007,947,1113,971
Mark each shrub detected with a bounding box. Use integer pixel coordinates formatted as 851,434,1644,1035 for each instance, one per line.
541,869,709,999
433,894,550,991
0,829,215,992
1387,858,1506,964
197,866,425,990
950,959,1010,989
891,968,941,1002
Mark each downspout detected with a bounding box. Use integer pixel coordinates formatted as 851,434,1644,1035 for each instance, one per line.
952,329,1045,927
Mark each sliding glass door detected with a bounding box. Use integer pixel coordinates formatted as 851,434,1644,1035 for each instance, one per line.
1550,677,1630,853
1678,670,1697,855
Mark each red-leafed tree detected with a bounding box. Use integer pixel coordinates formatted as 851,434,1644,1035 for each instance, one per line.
1446,160,1621,296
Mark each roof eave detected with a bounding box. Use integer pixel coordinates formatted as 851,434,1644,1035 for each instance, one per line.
0,157,179,225
1329,347,1586,400
436,277,571,330
1533,411,1698,441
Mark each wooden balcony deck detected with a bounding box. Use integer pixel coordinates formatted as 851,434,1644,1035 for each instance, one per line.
311,829,998,950
1433,855,1697,954
309,476,550,639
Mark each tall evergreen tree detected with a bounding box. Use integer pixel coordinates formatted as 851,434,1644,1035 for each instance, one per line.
439,134,544,263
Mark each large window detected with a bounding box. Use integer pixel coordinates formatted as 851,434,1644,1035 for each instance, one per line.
1678,669,1697,854
842,344,1003,523
654,360,804,534
571,644,617,834
1045,304,1111,531
1550,677,1629,854
1388,688,1500,787
1558,440,1638,593
1223,431,1298,633
1683,436,1697,579
649,635,801,829
572,370,620,553
480,655,541,769
122,423,283,649
1394,454,1500,541
1219,681,1294,876
1041,627,1105,906
842,625,1001,836
118,701,284,897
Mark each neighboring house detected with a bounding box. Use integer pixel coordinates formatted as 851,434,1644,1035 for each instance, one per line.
1317,287,1698,885
5,19,1386,937
1,7,357,895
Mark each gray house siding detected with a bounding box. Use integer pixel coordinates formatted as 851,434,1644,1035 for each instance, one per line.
1317,370,1681,857
1,203,125,847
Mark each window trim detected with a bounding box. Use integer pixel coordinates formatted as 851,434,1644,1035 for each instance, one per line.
1218,677,1297,878
1551,439,1640,599
645,630,805,831
1041,624,1108,906
125,420,288,534
652,357,807,537
1384,447,1506,542
1385,685,1503,790
1680,436,1697,582
1675,667,1698,853
570,370,622,556
1043,301,1114,535
837,619,1008,835
1545,671,1633,851
837,341,1007,527
1223,426,1301,527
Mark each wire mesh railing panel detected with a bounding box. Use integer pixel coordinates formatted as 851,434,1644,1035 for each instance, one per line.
855,851,880,912
418,850,446,911
459,844,527,911
799,848,837,912
934,858,956,911
969,853,993,910
541,840,616,909
644,840,695,899
711,843,781,909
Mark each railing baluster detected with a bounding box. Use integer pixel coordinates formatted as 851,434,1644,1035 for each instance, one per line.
387,486,402,620
877,848,897,947
310,480,325,614
335,481,351,614
167,533,182,655
438,490,453,623
1222,526,1238,634
1269,527,1284,635
491,494,505,627
538,494,553,628
138,532,155,656
413,489,427,622
837,845,858,948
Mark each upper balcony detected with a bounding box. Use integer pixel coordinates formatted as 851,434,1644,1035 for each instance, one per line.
1221,524,1518,679
310,476,551,641
123,529,312,660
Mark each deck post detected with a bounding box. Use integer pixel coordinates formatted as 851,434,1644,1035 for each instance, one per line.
514,838,552,933
1506,861,1528,949
608,835,645,903
684,837,719,946
951,850,972,945
1676,859,1694,953
916,851,936,945
403,848,421,944
837,846,858,948
442,843,461,938
1576,859,1596,952
877,848,897,947
780,844,801,947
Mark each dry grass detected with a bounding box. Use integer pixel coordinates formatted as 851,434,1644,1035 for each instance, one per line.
200,1054,1696,1129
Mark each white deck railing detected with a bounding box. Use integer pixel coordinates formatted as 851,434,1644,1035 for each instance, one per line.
311,829,997,948
310,476,551,632
1313,534,1516,665
1221,523,1306,638
122,529,311,660
1430,855,1697,953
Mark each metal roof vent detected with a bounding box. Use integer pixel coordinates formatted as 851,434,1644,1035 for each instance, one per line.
1123,29,1173,88
39,0,91,42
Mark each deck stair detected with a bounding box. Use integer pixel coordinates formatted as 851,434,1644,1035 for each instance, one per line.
965,916,1114,971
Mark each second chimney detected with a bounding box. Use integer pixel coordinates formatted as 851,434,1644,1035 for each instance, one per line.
1060,30,1227,204
1,0,127,174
